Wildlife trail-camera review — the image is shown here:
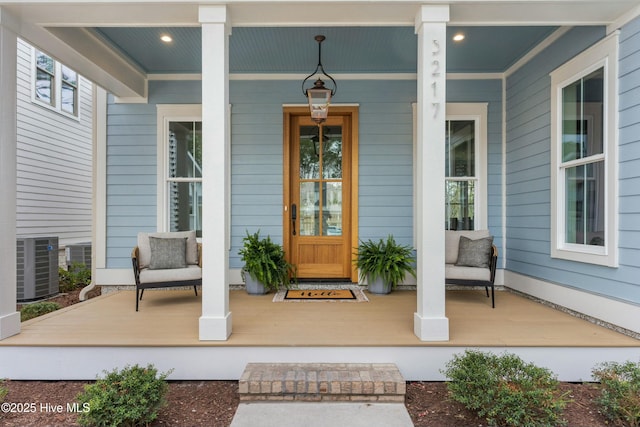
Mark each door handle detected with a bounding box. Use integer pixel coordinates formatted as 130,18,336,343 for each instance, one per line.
291,204,297,236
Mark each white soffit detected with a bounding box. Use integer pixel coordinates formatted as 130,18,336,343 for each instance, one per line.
1,1,638,27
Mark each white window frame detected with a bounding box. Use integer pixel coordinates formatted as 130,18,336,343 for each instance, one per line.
156,104,203,232
31,49,80,119
445,103,489,230
550,32,618,267
413,102,488,236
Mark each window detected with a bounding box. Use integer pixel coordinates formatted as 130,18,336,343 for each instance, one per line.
445,104,488,230
33,50,79,117
550,33,618,266
61,65,79,115
35,51,55,106
157,105,203,237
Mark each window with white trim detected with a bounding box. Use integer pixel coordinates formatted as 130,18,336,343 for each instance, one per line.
412,102,488,233
550,33,618,267
445,103,488,230
157,105,203,237
34,50,79,117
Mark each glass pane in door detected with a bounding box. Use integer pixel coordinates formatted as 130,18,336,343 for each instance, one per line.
300,126,320,179
323,126,342,179
323,182,342,236
298,124,343,237
300,182,320,236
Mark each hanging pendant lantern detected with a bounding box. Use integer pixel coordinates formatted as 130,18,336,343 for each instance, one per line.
302,35,337,125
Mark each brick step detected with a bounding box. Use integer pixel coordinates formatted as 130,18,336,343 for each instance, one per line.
238,363,406,402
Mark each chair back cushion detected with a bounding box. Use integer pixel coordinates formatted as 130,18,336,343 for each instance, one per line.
148,236,188,270
455,235,493,268
137,231,198,269
445,229,491,264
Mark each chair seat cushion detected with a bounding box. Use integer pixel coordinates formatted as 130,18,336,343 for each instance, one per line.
445,264,491,282
139,265,202,284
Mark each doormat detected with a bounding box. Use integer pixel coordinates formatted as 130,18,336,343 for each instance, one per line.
273,288,369,303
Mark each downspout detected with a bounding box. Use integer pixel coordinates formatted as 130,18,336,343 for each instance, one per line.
501,75,507,270
80,85,107,301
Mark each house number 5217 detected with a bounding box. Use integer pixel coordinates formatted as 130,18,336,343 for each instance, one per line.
431,39,441,119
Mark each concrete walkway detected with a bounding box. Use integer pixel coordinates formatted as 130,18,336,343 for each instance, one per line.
230,402,414,427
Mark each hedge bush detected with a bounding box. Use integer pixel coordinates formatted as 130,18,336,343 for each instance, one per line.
592,360,640,427
443,350,569,427
59,262,91,293
0,379,7,405
75,364,171,427
20,301,60,322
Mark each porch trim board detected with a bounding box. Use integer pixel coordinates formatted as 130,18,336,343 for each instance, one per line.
0,345,637,382
505,271,640,335
0,11,20,340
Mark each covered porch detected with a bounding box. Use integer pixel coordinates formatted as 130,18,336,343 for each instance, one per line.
1,288,637,381
1,0,640,379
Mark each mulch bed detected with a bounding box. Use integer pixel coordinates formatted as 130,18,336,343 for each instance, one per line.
1,380,608,427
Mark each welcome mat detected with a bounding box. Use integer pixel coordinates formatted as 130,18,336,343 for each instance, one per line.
273,288,369,303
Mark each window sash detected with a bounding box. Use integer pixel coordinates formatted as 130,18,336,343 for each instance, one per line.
549,32,618,267
33,49,80,117
156,105,204,235
444,116,481,230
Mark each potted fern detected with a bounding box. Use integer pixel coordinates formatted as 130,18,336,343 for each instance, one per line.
354,235,416,294
239,230,296,294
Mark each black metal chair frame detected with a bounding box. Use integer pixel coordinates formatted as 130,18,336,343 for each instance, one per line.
445,245,498,308
131,244,201,311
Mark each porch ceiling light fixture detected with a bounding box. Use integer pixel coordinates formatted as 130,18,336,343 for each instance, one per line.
302,35,337,125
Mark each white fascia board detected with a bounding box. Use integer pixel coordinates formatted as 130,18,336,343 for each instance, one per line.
607,2,640,33
448,2,635,26
44,27,147,98
0,3,200,26
2,1,638,27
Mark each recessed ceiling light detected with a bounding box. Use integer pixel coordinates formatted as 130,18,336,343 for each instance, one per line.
453,33,465,42
160,34,173,43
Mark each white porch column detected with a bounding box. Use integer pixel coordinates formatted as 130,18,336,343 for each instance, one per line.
0,8,20,340
414,5,450,341
198,5,232,340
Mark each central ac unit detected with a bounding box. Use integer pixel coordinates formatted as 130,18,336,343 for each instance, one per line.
17,236,59,302
66,242,92,270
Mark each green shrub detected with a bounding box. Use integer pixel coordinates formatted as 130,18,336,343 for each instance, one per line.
59,262,91,292
20,301,61,321
0,379,7,404
76,364,171,427
592,360,640,427
442,350,569,427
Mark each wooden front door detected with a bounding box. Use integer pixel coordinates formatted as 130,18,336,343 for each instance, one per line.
284,107,358,281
